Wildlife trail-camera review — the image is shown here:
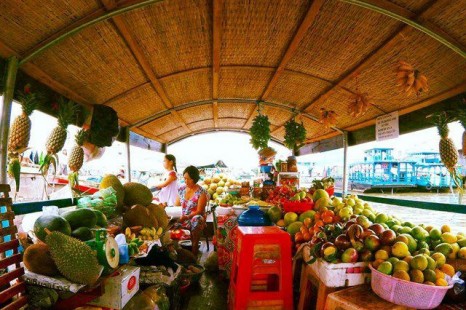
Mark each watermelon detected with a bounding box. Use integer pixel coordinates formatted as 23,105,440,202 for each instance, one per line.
34,215,71,242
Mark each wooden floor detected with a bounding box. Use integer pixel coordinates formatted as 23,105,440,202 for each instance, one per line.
179,241,229,310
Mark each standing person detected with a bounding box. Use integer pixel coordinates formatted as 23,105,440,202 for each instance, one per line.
174,166,208,257
154,154,178,206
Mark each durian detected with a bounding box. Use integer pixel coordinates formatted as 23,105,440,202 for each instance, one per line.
45,230,103,285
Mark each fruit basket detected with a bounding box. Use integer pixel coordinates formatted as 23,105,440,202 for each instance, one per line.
310,259,370,287
283,201,313,214
180,264,205,283
369,265,452,309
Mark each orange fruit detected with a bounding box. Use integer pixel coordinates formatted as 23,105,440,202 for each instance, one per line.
314,213,321,220
393,270,410,281
303,217,312,228
322,210,335,218
434,269,445,280
372,258,385,269
333,215,341,223
409,269,424,283
323,215,333,224
435,278,448,286
315,220,324,228
440,264,455,277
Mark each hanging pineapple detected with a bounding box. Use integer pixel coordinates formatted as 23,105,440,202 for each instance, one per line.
396,61,429,97
319,108,337,128
7,84,42,191
68,129,88,188
40,99,77,176
432,112,458,172
348,93,372,118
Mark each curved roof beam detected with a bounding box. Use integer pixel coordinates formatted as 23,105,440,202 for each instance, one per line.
130,98,344,133
167,128,285,146
339,0,466,58
19,0,163,66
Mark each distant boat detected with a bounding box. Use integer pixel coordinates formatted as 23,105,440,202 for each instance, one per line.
349,148,417,190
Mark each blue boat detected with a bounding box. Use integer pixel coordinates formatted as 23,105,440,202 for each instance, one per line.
349,148,417,189
407,152,451,189
349,148,456,190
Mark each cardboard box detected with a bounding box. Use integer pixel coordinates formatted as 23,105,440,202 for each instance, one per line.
88,265,140,309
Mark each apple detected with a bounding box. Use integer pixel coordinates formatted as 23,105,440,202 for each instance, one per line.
361,229,376,239
380,229,397,246
360,249,374,262
335,234,351,250
369,224,385,236
364,235,381,252
341,248,359,263
352,240,365,252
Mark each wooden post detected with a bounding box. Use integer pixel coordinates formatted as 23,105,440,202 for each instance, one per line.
342,131,349,196
125,127,132,182
0,57,18,184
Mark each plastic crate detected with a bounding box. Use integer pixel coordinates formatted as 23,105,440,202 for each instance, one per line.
283,201,313,214
310,259,371,288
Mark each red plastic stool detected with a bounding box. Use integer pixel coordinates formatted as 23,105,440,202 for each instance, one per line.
228,226,293,310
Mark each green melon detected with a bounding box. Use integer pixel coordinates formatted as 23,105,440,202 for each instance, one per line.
61,208,97,230
33,215,72,242
92,209,108,227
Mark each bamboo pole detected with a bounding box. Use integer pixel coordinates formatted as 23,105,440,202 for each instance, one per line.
125,127,132,182
342,131,349,196
0,57,18,184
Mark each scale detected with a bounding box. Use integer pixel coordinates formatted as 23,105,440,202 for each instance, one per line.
86,229,120,274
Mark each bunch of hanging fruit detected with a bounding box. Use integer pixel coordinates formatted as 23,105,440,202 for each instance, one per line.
7,84,43,191
348,93,373,118
319,108,337,128
396,61,429,97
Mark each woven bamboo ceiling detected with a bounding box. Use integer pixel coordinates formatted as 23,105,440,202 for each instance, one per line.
0,0,465,146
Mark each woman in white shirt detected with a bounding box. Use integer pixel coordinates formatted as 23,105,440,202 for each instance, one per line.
153,154,178,206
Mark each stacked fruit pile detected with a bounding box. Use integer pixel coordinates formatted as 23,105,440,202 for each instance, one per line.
299,194,465,288
265,185,313,206
200,173,241,201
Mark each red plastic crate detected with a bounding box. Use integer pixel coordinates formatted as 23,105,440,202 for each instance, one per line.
282,201,313,214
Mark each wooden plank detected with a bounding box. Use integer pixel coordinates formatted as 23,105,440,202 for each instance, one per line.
2,295,28,310
0,212,15,222
261,0,325,99
0,281,26,305
0,198,12,206
0,254,21,269
0,240,19,256
0,185,11,194
0,268,24,288
0,226,17,238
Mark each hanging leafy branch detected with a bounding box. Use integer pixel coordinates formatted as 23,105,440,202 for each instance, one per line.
284,118,306,152
249,113,271,150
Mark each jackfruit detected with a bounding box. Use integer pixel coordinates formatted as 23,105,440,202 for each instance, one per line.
23,243,60,276
147,203,169,230
123,182,153,206
45,231,103,285
123,204,158,228
100,174,125,208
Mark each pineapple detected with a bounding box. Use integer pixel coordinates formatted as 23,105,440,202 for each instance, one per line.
68,130,87,172
432,112,458,172
7,84,41,191
40,99,77,176
68,130,87,189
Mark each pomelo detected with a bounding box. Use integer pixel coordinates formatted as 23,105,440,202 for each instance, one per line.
312,189,329,202
284,212,298,226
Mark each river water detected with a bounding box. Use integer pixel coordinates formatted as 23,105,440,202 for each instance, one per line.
355,192,466,233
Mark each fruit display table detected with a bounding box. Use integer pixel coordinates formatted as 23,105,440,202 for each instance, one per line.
325,285,414,310
297,261,340,310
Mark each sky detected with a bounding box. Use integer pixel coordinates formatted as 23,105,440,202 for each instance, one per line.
4,99,465,176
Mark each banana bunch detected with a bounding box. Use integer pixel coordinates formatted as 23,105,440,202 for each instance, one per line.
125,227,137,241
128,238,143,256
139,227,163,241
396,61,429,97
319,108,337,128
348,93,372,118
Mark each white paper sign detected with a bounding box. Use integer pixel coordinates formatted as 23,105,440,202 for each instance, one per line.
376,111,399,141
